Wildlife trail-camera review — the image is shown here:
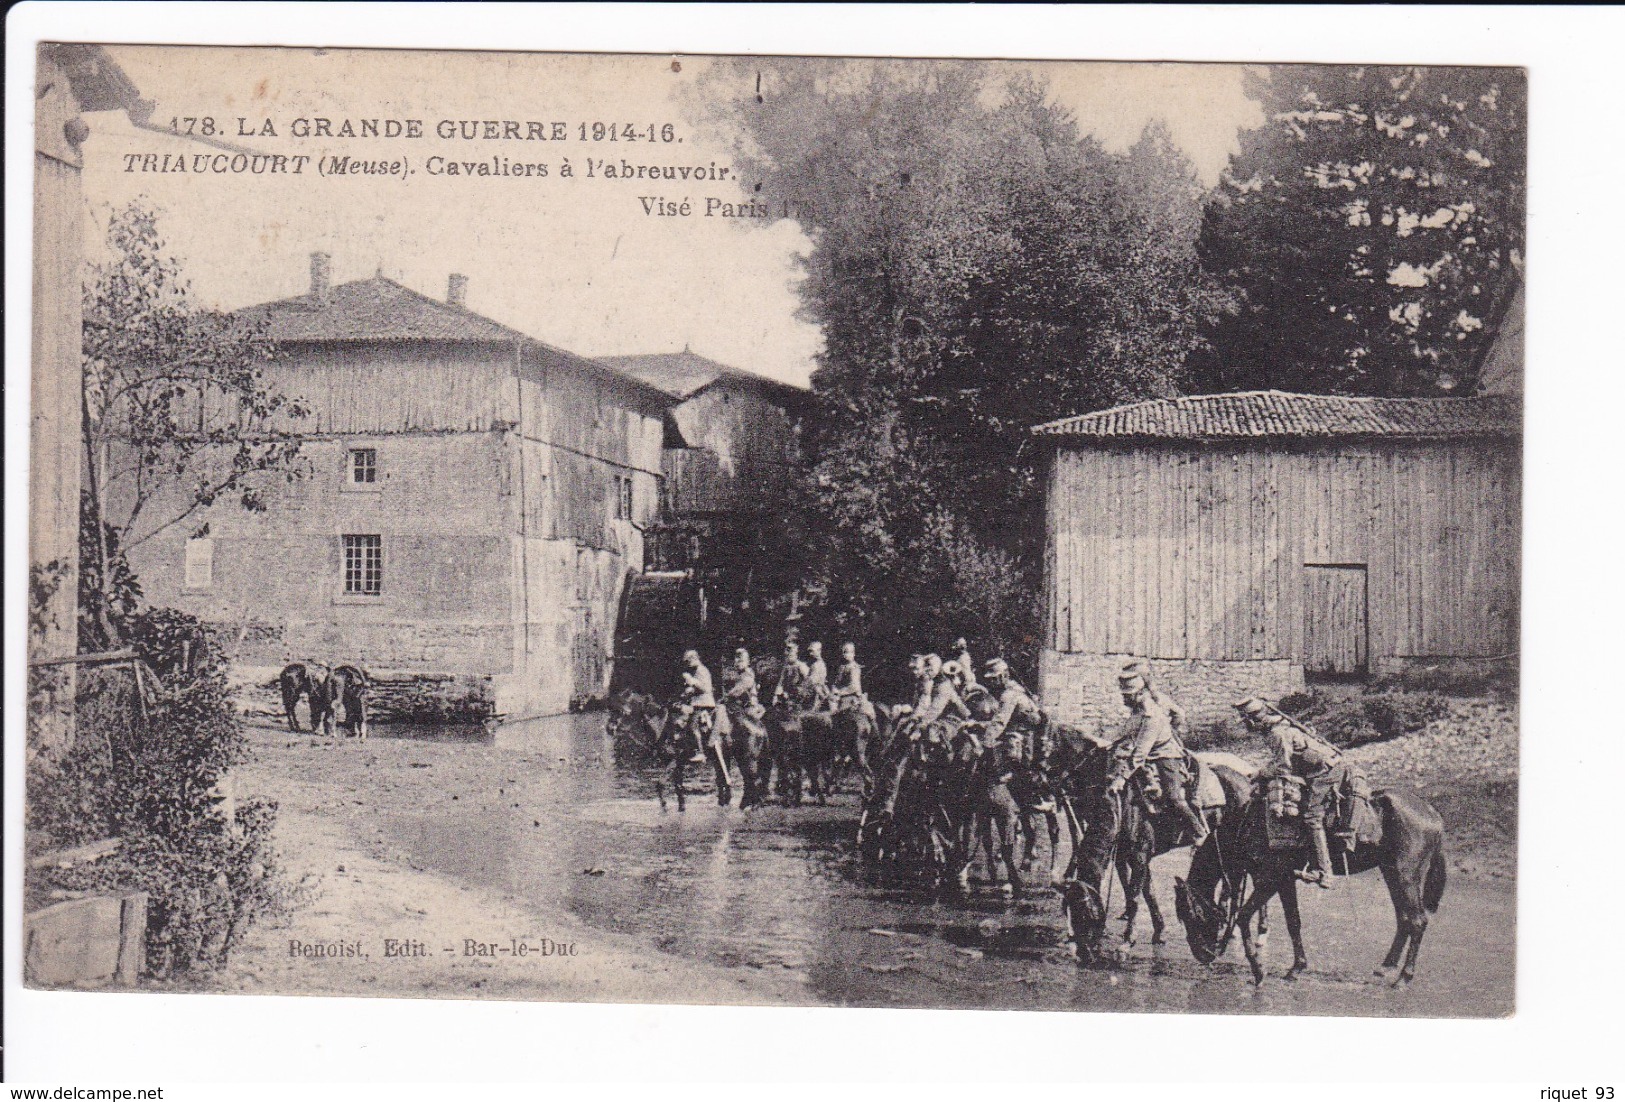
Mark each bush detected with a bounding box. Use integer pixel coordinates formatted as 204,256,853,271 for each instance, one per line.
1363,692,1450,741
27,607,287,979
1272,687,1448,748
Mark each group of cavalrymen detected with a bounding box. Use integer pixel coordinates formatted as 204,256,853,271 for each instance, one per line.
668,636,1349,888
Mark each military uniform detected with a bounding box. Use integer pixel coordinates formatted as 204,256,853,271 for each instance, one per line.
722,661,762,719
678,656,717,761
917,672,970,732
951,642,978,693
1270,715,1343,817
985,679,1045,766
831,657,875,720
1114,683,1208,844
773,655,810,707
1237,697,1342,887
806,648,831,709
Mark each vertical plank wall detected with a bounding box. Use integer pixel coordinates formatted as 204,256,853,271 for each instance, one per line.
1046,438,1520,664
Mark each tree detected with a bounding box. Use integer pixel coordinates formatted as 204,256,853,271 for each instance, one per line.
1193,65,1526,396
694,62,1223,676
80,202,309,647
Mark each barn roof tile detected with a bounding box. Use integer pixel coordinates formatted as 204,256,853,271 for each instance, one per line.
236,276,530,343
596,350,809,404
1030,391,1522,442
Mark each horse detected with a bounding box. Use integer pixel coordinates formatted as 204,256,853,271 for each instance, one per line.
315,664,370,739
276,661,327,732
767,684,847,806
856,719,963,892
722,698,773,810
842,700,899,800
1055,727,1253,963
1173,775,1447,986
610,691,734,811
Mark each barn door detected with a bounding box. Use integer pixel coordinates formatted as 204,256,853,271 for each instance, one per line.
1303,565,1369,677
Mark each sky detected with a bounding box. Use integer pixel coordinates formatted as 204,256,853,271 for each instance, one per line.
85,47,1262,387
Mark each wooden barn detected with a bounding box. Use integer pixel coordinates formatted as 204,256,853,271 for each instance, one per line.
1030,391,1522,727
122,254,669,719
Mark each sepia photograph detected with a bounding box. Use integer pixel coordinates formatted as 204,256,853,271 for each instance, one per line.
21,29,1531,1043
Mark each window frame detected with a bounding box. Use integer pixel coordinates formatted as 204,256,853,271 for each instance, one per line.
339,533,384,600
614,474,635,521
182,536,215,591
342,445,382,493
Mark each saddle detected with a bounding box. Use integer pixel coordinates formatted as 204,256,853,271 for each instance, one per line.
1261,767,1381,852
1130,755,1219,816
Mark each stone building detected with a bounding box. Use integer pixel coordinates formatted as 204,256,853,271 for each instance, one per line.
596,350,806,571
123,255,669,719
1030,391,1522,729
593,351,807,697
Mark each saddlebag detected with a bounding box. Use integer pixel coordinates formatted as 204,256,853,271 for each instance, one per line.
1263,772,1309,851
1336,769,1382,848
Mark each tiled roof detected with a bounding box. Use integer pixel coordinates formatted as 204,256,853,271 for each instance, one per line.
597,350,808,402
236,276,530,343
1031,391,1522,441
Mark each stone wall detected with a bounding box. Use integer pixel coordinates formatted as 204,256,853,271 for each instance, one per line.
123,433,518,679
1038,649,1304,736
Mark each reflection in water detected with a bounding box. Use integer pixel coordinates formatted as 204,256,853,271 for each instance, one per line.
369,711,1511,1017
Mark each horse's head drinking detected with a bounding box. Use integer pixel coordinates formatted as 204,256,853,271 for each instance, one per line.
1173,870,1230,965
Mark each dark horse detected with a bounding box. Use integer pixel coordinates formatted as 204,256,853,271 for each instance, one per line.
721,699,773,810
277,662,327,732
315,664,370,739
1055,728,1254,963
1174,776,1447,985
768,690,847,806
609,691,735,811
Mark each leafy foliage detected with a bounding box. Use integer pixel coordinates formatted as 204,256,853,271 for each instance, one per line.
1193,65,1526,396
695,61,1225,681
27,608,287,978
81,202,309,644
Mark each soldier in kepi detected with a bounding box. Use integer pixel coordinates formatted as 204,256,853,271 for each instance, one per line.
1236,696,1344,889
678,649,717,765
831,642,875,720
1109,668,1209,847
721,647,762,720
805,641,831,709
980,658,1055,811
772,640,810,708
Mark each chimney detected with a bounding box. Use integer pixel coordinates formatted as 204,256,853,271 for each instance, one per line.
309,251,332,302
447,273,468,308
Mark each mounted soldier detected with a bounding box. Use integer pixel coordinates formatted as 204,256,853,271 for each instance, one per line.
980,658,1045,771
772,640,811,709
721,647,763,720
1235,696,1345,889
950,638,978,694
915,653,970,733
1121,659,1187,739
676,649,717,765
831,642,875,721
805,641,832,710
1108,669,1209,847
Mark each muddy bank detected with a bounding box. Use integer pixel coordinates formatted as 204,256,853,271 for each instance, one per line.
213,721,805,1006
215,711,1514,1017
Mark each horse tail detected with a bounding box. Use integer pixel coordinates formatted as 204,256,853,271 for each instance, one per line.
1423,846,1447,914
